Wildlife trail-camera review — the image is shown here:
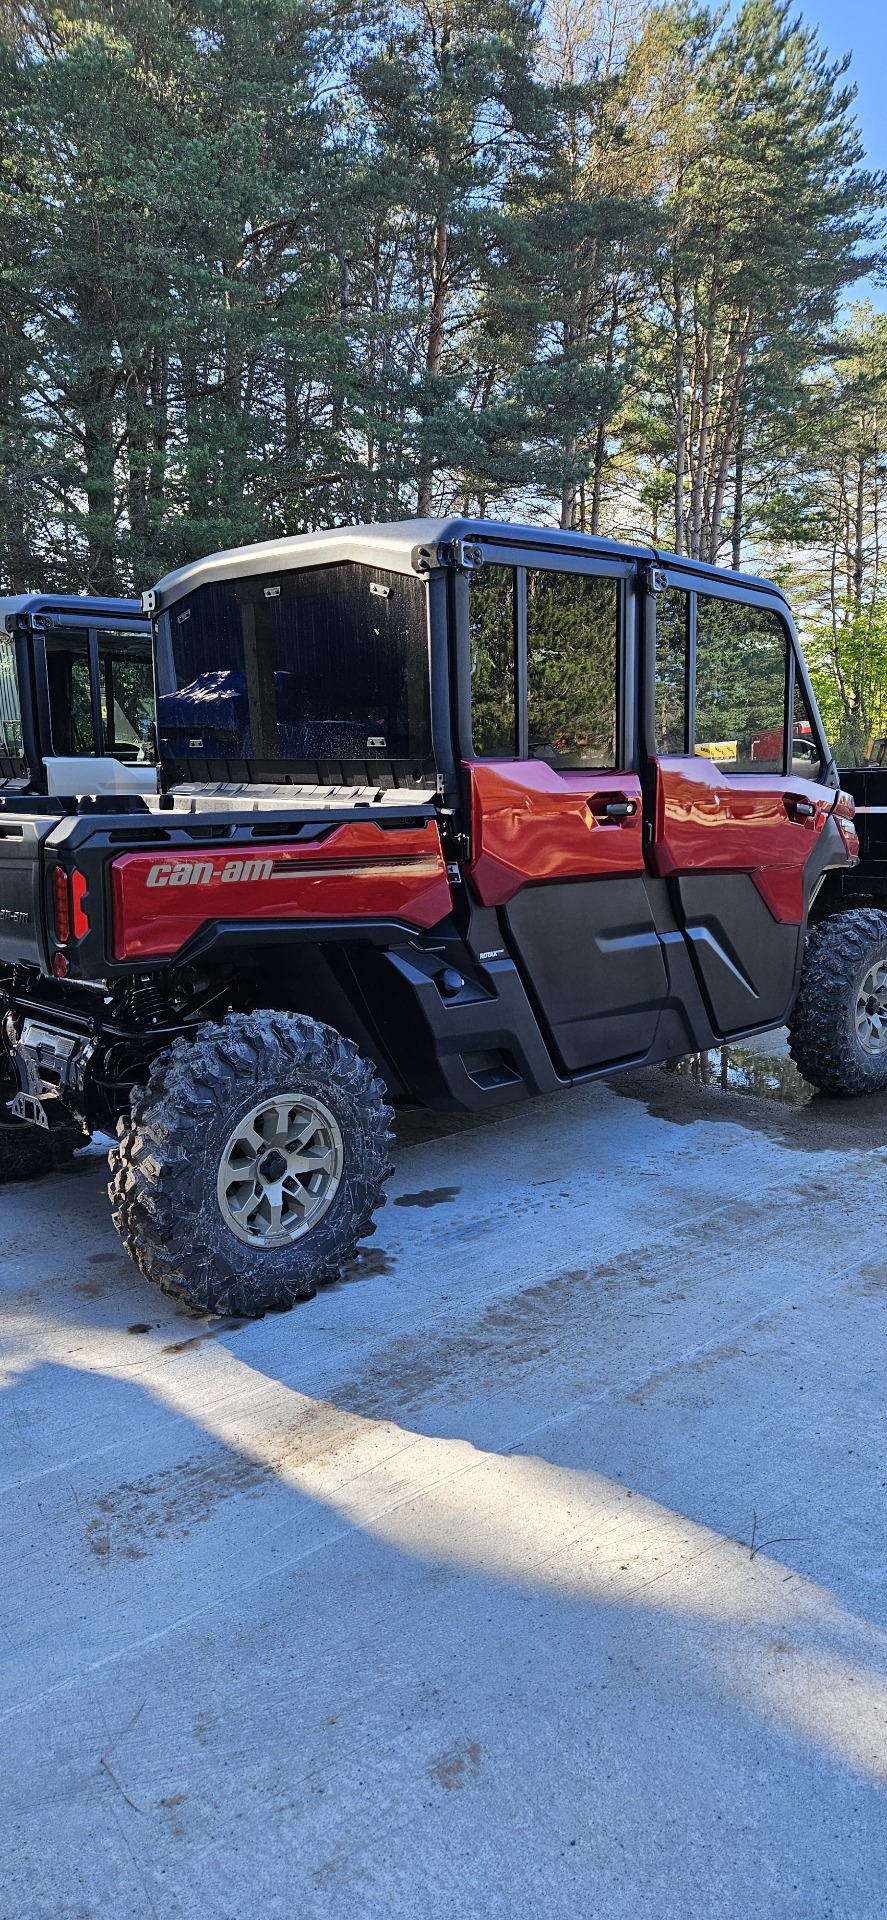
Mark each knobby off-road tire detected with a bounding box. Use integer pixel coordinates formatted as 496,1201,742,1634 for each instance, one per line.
788,908,887,1095
108,1011,395,1316
0,1110,83,1182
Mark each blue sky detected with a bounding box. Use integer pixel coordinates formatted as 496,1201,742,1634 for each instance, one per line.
796,0,887,309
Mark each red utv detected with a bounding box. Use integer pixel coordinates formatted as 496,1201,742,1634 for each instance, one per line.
0,524,870,1313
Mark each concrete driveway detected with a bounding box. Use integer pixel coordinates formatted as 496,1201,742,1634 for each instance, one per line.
2,1064,886,1919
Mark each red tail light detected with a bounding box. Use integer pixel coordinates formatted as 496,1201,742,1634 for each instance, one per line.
52,866,71,943
71,870,89,938
51,866,88,944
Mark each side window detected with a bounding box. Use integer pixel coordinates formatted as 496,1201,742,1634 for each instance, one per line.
654,588,689,753
97,632,156,763
45,631,96,756
791,667,823,778
0,635,24,762
526,570,617,769
469,565,517,755
695,596,787,773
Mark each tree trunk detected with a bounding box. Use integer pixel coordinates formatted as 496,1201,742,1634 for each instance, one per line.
688,312,718,559
560,460,577,530
673,280,686,555
147,343,169,561
0,320,32,590
589,286,619,536
854,454,866,608
82,362,118,594
125,368,150,585
416,211,448,517
731,427,744,571
707,332,751,560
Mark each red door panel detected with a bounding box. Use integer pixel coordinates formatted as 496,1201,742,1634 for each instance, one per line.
650,755,832,912
466,759,644,908
649,755,838,1036
464,760,665,1073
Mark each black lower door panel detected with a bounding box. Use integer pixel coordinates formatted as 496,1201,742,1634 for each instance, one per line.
675,872,802,1036
503,876,668,1072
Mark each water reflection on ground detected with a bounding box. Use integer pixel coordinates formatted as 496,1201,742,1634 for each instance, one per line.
665,1045,814,1107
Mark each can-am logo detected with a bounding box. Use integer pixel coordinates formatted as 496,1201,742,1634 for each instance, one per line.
145,858,273,888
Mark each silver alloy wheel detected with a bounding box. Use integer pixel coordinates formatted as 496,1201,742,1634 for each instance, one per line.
855,959,887,1055
217,1093,344,1248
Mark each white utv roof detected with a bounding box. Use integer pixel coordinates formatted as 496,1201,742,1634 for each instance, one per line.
145,516,790,613
1,592,146,624
148,520,457,610
145,516,657,612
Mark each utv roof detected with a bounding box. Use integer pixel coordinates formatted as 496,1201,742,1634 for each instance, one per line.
147,517,789,613
1,592,147,628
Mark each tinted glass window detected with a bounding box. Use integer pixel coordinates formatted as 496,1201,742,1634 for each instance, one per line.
0,636,23,761
655,588,689,753
469,565,517,756
98,631,155,763
791,667,823,779
45,630,95,755
527,570,617,768
695,597,787,772
160,563,431,771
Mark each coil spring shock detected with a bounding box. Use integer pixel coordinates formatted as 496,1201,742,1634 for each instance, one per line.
120,980,173,1029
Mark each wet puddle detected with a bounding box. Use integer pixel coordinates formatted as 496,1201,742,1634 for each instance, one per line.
664,1044,814,1107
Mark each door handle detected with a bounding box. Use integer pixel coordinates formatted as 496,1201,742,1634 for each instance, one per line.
785,796,816,821
588,796,638,823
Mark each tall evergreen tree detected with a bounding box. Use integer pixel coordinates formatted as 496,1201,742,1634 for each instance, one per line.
638,0,883,561
341,0,544,517
0,0,884,636
763,306,887,758
1,0,340,589
484,0,659,528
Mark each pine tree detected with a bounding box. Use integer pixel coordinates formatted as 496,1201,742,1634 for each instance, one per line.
343,0,544,517
640,0,883,561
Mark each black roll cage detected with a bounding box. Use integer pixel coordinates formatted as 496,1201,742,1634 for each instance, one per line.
427,529,833,789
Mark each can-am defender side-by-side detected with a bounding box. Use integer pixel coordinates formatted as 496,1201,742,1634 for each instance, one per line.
0,522,867,1315
0,593,154,1178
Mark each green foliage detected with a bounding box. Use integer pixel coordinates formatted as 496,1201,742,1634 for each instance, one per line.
0,0,884,759
802,601,887,764
765,306,887,757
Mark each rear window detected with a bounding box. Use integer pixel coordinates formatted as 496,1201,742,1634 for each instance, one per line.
158,562,432,781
